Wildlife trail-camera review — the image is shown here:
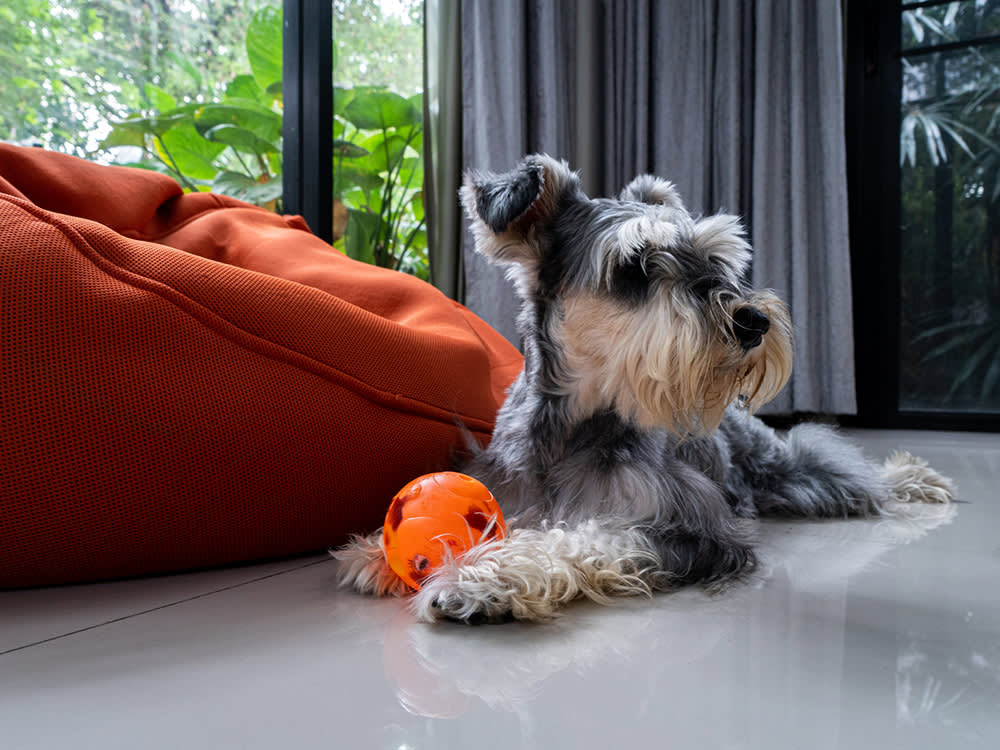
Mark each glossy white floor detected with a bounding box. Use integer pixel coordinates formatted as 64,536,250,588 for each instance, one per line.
2,430,998,749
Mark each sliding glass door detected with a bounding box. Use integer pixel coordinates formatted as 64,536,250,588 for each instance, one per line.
849,0,1000,430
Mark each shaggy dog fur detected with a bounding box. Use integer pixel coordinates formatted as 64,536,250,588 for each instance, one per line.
335,155,956,623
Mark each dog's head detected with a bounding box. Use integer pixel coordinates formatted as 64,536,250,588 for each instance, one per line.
462,154,793,436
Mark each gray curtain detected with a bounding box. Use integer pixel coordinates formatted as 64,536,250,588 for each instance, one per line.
455,0,856,415
423,0,464,301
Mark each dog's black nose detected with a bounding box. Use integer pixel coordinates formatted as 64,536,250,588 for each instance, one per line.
732,307,770,349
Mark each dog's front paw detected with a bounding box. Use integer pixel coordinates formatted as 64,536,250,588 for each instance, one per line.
409,562,528,624
407,536,562,623
882,451,956,505
414,585,517,625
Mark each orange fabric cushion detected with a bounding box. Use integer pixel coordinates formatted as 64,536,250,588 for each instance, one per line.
0,144,522,587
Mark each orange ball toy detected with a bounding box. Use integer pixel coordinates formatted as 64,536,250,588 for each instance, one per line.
383,472,506,590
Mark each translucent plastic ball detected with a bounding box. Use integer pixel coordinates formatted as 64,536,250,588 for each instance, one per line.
383,472,506,590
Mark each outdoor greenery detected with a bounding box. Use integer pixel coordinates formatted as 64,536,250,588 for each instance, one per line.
101,7,285,208
1,0,427,278
1,1,274,156
899,1,1000,412
333,87,426,276
333,0,422,97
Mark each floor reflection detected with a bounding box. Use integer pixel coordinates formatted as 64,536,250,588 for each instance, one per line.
376,503,961,735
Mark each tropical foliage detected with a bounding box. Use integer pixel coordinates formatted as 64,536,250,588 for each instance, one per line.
1,0,427,278
333,87,426,276
101,8,285,207
899,1,1000,411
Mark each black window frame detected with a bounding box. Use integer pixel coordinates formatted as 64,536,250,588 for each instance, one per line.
847,0,1000,432
282,0,333,243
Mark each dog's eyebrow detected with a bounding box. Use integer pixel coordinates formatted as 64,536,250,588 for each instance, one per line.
615,214,679,254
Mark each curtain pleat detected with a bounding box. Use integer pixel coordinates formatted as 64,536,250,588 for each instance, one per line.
447,0,856,414
423,0,464,301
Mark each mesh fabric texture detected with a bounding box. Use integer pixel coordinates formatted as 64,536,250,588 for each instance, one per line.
0,144,522,587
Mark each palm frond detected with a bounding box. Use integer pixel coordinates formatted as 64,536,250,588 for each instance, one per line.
919,325,996,362
947,330,1000,398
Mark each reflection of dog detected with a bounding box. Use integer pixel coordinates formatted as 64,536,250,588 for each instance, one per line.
385,503,958,719
336,154,956,623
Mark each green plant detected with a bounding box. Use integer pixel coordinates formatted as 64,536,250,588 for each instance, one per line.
98,5,428,278
332,87,426,278
101,6,285,210
914,312,1000,403
897,2,1000,410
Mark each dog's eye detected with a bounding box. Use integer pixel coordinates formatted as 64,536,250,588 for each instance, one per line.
689,277,716,300
609,255,651,303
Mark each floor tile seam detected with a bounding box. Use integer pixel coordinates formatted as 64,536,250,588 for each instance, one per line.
0,557,334,657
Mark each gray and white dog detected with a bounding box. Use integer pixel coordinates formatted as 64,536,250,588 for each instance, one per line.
337,154,955,622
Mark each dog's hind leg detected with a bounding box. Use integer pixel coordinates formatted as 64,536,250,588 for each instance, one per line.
716,410,955,518
332,529,411,597
880,449,956,505
648,518,757,591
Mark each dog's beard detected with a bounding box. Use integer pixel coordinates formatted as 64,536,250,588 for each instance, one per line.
557,291,793,435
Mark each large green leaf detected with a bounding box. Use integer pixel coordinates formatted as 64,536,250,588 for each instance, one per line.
225,74,262,102
396,124,423,155
343,90,420,131
100,125,145,150
361,189,383,215
265,151,283,178
397,157,424,191
333,87,355,117
334,165,383,195
144,83,176,112
194,101,281,142
265,80,282,104
356,132,415,176
247,6,282,89
343,209,381,265
410,190,424,222
202,123,279,155
113,111,191,137
157,124,225,180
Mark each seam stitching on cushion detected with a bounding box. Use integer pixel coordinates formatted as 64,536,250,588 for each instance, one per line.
0,196,495,436
119,195,305,243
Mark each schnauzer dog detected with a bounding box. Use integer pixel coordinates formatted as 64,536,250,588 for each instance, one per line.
336,154,955,622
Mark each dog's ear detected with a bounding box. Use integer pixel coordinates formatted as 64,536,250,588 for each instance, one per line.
619,175,685,210
461,154,579,266
692,214,752,279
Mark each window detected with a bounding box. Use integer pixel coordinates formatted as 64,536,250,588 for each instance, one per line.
3,0,427,279
331,0,427,279
849,0,1000,430
899,1,1000,413
2,1,283,206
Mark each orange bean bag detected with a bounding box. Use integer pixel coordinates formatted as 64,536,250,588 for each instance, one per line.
0,144,523,588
